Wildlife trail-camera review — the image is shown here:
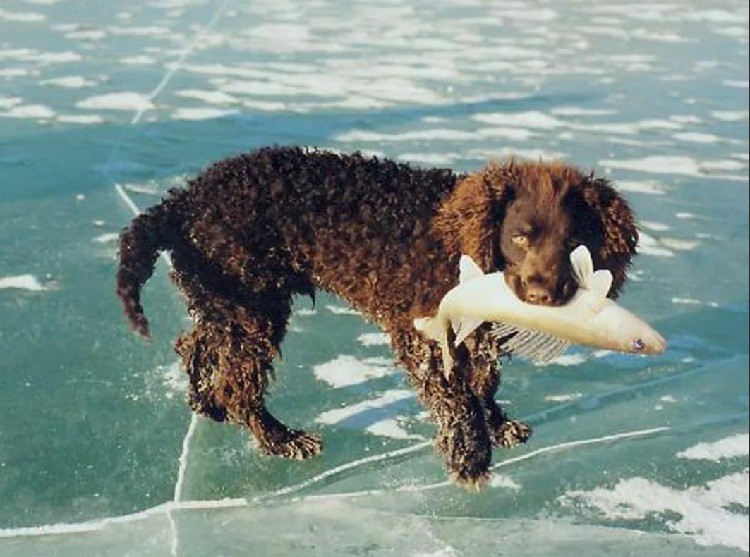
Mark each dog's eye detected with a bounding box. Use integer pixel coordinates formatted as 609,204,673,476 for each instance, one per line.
512,234,529,249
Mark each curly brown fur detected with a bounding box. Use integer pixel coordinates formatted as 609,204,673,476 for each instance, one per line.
116,146,638,488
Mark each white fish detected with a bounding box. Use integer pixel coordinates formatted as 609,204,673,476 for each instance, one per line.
414,245,666,376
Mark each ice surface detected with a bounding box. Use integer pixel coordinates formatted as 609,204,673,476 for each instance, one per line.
0,0,747,555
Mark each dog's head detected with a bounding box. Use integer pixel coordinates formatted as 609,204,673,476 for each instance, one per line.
435,160,638,305
498,186,579,306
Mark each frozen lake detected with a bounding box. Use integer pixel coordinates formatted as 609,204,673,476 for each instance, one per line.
0,0,747,555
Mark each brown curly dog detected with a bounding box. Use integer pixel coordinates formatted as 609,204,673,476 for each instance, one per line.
116,146,638,488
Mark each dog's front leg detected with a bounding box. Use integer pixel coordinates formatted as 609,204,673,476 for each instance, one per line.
392,328,492,490
461,327,533,449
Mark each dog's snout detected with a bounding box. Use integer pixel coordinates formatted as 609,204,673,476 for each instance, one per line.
525,283,552,305
518,273,558,306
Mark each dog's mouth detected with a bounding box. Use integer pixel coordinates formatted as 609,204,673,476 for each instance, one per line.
504,272,577,306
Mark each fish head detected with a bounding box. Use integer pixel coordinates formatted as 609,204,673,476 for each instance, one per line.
613,313,667,356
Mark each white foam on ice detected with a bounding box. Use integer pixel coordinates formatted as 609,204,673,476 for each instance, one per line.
685,10,747,23
0,49,81,63
171,107,238,120
77,92,155,112
489,474,521,490
2,104,56,119
636,232,675,257
673,132,723,143
65,29,107,41
658,238,701,251
313,355,397,388
476,127,536,141
550,106,617,116
600,155,747,180
544,393,583,402
471,110,564,129
315,389,414,425
640,220,670,232
326,304,361,316
562,470,749,551
0,96,23,109
546,353,588,366
56,114,105,124
92,232,120,244
107,25,171,37
677,434,749,462
41,76,97,88
398,153,459,165
0,274,50,291
0,9,45,22
672,298,719,308
121,55,157,65
365,418,424,440
122,183,160,195
615,180,666,195
174,89,239,104
335,129,476,142
357,332,390,347
711,110,748,122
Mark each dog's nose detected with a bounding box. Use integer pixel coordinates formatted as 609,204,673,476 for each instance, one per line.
525,284,552,305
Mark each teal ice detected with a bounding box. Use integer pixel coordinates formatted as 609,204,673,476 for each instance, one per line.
0,0,747,555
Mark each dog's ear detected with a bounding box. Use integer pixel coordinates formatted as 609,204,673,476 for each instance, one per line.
433,163,515,271
576,175,639,298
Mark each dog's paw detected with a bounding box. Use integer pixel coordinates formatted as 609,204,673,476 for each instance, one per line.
491,419,532,448
450,467,491,491
257,429,323,460
435,421,492,491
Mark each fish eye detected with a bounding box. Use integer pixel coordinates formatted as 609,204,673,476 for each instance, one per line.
632,339,645,351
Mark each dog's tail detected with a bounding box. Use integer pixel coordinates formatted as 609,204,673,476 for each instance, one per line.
116,192,183,339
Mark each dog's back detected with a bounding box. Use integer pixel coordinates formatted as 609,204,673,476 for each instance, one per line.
117,147,459,335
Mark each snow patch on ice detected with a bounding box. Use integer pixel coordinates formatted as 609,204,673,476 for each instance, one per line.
0,274,55,291
677,434,749,462
365,418,424,440
672,298,720,308
313,355,397,388
357,332,390,347
563,470,750,551
548,353,588,366
316,389,413,425
171,107,238,120
326,304,361,316
77,92,155,111
545,393,583,403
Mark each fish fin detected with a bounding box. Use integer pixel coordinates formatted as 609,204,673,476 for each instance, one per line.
414,317,442,342
590,269,613,297
570,245,593,289
415,317,454,379
459,255,485,284
491,323,570,364
453,318,485,347
442,350,454,380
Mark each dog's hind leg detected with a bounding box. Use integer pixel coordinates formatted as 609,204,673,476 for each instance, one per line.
391,326,492,490
166,230,322,460
172,281,322,460
461,327,532,448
